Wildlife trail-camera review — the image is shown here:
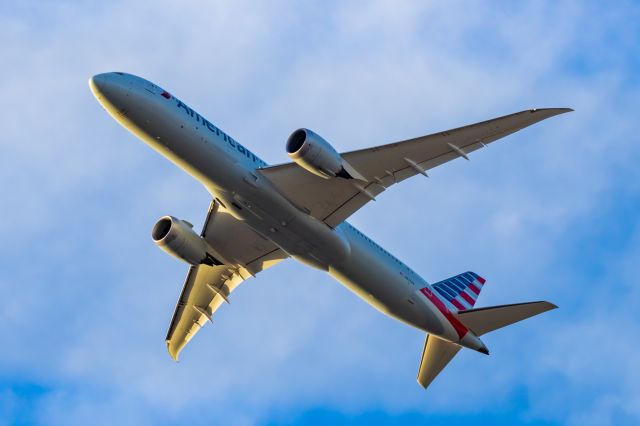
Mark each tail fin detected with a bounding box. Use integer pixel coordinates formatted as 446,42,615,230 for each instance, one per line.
455,301,557,336
417,300,557,389
431,271,486,311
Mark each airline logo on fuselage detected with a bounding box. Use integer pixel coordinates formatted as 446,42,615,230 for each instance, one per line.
170,96,266,167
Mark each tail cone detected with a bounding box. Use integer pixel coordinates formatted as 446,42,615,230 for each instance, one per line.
459,330,489,354
477,346,490,355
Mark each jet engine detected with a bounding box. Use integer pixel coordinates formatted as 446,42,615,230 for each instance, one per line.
286,128,363,180
151,216,221,266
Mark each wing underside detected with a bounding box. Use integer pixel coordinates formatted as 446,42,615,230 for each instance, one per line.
165,200,288,360
259,108,572,227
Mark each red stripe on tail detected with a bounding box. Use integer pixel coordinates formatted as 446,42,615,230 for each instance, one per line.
459,291,475,306
468,283,481,295
451,299,466,310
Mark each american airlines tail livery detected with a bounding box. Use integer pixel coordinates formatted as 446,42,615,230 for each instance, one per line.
90,72,569,389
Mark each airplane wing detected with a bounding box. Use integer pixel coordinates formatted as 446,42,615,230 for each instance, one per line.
259,108,572,227
417,334,461,389
165,199,288,360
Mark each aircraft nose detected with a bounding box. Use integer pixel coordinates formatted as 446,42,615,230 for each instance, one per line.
89,74,105,90
89,72,148,115
89,72,129,110
89,73,113,95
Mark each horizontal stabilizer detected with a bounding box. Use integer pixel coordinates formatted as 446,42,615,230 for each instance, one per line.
417,334,461,389
455,301,557,336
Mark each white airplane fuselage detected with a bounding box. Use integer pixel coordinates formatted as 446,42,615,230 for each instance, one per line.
90,72,487,352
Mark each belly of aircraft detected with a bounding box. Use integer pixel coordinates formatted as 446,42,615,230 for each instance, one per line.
327,230,445,335
120,91,449,338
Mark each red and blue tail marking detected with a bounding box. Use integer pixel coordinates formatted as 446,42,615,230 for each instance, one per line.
431,271,486,311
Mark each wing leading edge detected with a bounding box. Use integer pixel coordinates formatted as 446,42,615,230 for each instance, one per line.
259,108,572,227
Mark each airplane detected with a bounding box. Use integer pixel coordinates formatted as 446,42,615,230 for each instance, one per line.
89,72,570,388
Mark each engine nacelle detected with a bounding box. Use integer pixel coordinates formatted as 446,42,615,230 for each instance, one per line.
151,216,221,265
286,128,358,179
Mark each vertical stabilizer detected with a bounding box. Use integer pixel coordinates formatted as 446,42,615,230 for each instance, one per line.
431,271,486,311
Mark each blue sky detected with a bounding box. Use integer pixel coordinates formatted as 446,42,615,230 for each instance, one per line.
1,1,639,425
